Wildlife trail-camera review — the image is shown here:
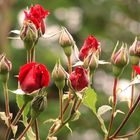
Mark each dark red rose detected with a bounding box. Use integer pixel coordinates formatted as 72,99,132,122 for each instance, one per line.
79,35,100,61
24,4,49,34
69,67,89,91
18,62,50,93
133,65,140,74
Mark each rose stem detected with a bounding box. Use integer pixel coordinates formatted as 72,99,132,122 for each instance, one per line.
48,97,77,137
5,102,27,140
107,78,118,138
3,81,11,126
130,70,136,108
67,56,72,74
16,119,34,140
58,88,63,122
34,119,40,140
114,126,140,139
31,47,35,62
27,50,31,63
110,94,140,139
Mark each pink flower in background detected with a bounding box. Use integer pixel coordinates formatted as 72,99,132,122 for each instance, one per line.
18,62,50,93
24,4,49,34
79,35,100,61
69,67,89,91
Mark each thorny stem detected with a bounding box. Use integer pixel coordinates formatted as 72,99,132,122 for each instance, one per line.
107,78,118,138
34,119,40,140
16,119,34,140
48,97,78,138
5,103,27,140
130,70,136,108
110,94,140,139
114,126,140,139
3,82,11,126
59,88,63,122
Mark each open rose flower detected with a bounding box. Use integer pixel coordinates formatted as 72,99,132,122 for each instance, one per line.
24,4,49,34
69,67,89,91
18,62,50,93
79,35,100,61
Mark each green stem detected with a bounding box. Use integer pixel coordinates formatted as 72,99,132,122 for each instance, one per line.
16,119,34,140
5,103,27,140
107,78,118,138
59,88,63,122
34,119,40,140
130,70,136,108
3,82,11,126
31,47,35,62
67,56,72,74
110,94,140,139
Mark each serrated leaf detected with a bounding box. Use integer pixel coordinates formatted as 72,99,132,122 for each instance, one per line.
65,123,72,134
11,125,18,137
97,105,112,116
114,110,125,117
0,112,9,126
83,87,97,113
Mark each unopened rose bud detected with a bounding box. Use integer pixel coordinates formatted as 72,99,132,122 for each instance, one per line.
83,53,98,74
52,61,66,89
129,37,140,65
31,95,47,119
20,21,38,50
111,42,129,77
59,27,74,57
0,54,12,83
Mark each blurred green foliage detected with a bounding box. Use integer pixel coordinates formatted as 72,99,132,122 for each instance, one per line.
0,0,140,139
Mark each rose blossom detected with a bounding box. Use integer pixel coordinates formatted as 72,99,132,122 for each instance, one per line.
24,4,49,34
18,62,50,93
79,35,100,61
69,67,89,91
133,65,140,74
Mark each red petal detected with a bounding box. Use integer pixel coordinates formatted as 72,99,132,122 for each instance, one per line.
133,65,140,75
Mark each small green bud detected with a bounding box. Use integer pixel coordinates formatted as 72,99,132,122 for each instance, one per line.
129,37,140,65
59,27,74,57
20,21,38,50
83,53,98,74
52,60,66,89
0,54,12,83
111,42,129,77
31,95,47,119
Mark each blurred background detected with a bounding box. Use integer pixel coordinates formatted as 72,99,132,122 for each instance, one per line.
0,0,140,139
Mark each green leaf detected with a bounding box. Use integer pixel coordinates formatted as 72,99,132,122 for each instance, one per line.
83,87,97,113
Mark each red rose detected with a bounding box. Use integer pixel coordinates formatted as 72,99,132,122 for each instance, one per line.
24,4,49,34
133,65,140,74
18,62,50,93
69,67,89,91
79,35,100,61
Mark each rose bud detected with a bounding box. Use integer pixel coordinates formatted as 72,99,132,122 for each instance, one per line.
0,54,12,83
129,37,140,65
59,27,74,57
31,95,47,119
52,61,66,89
133,65,140,74
18,62,50,93
20,22,38,50
111,42,129,77
79,35,100,61
24,4,49,35
69,67,89,91
83,53,98,74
